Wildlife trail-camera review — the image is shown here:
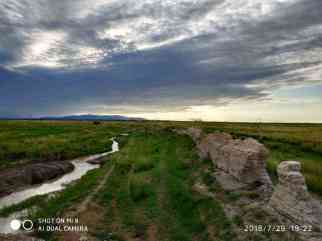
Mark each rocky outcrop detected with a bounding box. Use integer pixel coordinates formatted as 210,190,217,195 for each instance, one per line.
269,161,322,233
175,127,203,143
197,132,232,160
198,132,273,194
0,161,74,197
182,127,322,240
185,127,203,142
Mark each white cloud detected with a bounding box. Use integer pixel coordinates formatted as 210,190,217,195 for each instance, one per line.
14,30,67,68
3,0,320,69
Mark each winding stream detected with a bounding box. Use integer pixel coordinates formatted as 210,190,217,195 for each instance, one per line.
0,138,119,234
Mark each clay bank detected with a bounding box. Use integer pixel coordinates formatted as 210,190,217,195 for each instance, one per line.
179,127,322,241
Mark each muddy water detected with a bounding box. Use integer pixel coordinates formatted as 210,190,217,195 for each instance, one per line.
0,138,119,234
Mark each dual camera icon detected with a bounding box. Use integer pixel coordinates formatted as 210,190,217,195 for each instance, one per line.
10,219,33,231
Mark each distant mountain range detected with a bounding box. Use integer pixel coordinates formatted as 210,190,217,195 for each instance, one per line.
0,114,145,121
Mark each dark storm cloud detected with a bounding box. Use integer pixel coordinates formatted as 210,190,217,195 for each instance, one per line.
0,0,322,116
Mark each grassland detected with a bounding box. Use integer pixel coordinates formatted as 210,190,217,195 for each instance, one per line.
0,120,128,168
0,120,322,194
0,120,322,240
94,130,235,241
0,126,235,241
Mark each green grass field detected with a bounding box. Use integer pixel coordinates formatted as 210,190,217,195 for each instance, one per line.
0,121,322,195
1,120,322,195
0,120,322,241
0,120,126,168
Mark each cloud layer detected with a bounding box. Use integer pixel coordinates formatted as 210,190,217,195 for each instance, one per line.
0,0,322,119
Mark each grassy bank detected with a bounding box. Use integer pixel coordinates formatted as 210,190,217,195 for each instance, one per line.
0,121,126,168
95,130,234,241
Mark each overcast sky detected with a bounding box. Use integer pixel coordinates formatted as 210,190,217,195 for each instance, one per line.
0,0,321,122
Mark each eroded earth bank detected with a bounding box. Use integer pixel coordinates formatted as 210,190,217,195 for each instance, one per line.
182,127,322,241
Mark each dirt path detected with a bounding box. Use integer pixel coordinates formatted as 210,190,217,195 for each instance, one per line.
74,164,115,216
57,165,115,241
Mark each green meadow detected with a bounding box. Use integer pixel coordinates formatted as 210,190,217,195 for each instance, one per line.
0,120,322,240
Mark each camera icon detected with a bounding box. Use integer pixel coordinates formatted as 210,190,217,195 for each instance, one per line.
22,219,34,231
10,219,34,231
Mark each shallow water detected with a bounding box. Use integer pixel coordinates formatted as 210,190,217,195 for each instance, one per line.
0,139,119,234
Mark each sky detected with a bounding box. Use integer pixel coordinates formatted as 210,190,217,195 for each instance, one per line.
0,0,321,122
